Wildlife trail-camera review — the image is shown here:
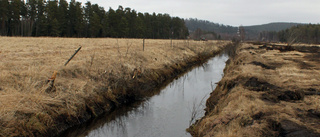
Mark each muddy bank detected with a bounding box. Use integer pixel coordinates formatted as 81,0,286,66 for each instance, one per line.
188,43,320,136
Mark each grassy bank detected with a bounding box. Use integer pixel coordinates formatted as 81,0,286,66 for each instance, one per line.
0,37,230,136
188,42,320,136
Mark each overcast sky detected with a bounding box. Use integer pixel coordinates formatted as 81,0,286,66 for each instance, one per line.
76,0,320,26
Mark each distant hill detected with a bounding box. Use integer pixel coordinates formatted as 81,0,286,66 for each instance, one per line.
184,18,237,34
244,22,301,32
244,22,302,39
184,18,237,39
184,18,302,40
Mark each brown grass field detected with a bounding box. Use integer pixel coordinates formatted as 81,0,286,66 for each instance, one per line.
0,37,230,136
188,42,320,136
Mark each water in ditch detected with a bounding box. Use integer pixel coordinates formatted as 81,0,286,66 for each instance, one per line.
62,54,229,137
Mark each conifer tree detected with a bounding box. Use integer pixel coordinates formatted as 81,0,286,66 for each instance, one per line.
0,0,9,35
0,1,190,39
58,0,68,36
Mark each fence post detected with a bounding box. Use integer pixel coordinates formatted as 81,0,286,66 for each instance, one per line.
143,38,145,51
64,46,82,66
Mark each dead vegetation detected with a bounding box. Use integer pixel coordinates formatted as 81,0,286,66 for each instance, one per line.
188,42,320,137
0,37,230,136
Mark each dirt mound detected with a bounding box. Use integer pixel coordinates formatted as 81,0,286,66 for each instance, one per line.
277,90,304,101
279,120,320,137
250,61,276,69
243,77,305,102
244,77,279,92
294,46,320,53
258,44,294,52
308,109,320,118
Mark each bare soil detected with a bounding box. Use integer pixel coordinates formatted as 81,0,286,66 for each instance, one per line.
188,42,320,137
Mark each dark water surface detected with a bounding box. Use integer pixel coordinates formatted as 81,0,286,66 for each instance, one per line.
62,54,229,137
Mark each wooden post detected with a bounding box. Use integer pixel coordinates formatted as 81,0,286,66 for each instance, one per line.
171,31,174,48
45,70,58,93
143,38,145,51
64,46,82,66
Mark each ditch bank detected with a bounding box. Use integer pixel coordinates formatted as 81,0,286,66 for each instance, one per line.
61,48,230,137
188,43,320,136
31,42,232,137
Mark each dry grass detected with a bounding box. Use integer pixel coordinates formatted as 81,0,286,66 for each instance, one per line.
0,37,230,136
189,43,320,137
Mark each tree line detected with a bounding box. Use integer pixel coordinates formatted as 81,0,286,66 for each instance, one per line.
278,24,320,44
0,0,189,39
259,24,320,44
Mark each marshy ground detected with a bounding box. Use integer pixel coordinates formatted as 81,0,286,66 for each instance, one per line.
0,37,230,136
188,42,320,137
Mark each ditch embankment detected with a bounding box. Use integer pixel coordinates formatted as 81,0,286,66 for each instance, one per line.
0,37,232,137
61,49,230,137
188,42,320,137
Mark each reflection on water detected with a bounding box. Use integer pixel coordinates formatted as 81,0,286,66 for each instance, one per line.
61,54,229,137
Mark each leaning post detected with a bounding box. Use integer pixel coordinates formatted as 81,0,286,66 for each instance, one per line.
64,46,82,66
